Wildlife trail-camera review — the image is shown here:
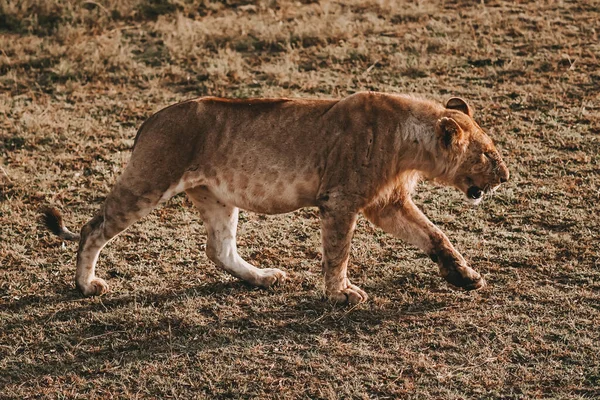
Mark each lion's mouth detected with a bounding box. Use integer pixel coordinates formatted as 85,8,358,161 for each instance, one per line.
467,186,483,200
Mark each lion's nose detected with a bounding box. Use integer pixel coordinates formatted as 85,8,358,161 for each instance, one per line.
499,164,509,183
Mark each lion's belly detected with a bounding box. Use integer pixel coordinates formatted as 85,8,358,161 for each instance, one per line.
212,176,319,214
182,168,321,214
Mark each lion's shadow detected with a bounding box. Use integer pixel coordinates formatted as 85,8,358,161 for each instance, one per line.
1,278,453,387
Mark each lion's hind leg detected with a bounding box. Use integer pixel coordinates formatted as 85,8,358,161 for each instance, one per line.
186,186,286,288
75,177,177,296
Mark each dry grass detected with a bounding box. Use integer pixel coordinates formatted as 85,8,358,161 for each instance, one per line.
1,0,599,398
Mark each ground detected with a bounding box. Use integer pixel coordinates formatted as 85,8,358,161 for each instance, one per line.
1,0,599,398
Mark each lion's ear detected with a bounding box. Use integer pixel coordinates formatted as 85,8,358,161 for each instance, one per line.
446,97,473,117
436,117,465,149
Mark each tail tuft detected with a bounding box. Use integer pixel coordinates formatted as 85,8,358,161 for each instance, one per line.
41,206,80,241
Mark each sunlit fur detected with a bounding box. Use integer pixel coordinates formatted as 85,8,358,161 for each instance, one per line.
43,92,508,303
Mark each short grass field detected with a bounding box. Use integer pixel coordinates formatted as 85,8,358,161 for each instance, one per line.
1,0,599,398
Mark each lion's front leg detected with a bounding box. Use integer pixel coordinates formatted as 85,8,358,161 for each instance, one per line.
364,198,485,290
319,210,368,304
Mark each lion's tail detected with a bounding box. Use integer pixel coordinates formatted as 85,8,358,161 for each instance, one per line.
41,207,80,241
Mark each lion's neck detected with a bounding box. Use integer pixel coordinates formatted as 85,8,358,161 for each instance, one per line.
393,115,450,179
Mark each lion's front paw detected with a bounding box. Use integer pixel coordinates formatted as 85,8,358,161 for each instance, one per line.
326,282,368,305
76,278,109,297
442,265,486,291
255,268,287,288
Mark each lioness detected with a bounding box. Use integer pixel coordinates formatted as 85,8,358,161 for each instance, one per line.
44,92,509,304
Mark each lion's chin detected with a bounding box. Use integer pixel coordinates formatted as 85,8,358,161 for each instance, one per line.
466,196,483,206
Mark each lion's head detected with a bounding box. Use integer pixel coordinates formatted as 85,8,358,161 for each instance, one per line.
436,98,509,205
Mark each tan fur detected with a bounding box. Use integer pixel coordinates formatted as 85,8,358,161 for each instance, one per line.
44,92,509,303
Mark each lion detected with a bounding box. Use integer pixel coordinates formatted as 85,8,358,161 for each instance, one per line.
43,92,509,304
